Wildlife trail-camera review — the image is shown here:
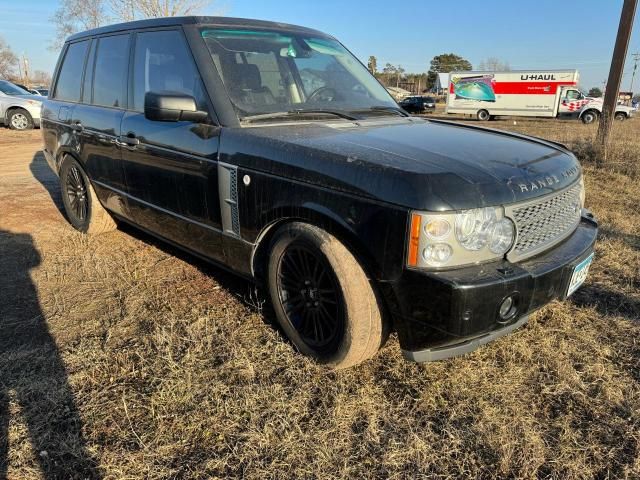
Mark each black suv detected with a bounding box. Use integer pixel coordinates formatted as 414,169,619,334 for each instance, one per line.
399,95,436,114
43,17,597,368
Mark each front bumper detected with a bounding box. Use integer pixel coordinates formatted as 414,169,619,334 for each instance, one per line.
384,212,598,362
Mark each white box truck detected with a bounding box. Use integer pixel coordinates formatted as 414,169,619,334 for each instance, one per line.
445,70,593,121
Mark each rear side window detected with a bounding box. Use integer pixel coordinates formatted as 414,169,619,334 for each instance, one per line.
54,40,89,102
93,34,130,108
132,30,208,113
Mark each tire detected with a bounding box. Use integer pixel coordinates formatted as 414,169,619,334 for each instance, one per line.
59,156,117,234
8,108,34,130
477,109,490,121
581,110,598,124
267,222,386,368
614,112,627,121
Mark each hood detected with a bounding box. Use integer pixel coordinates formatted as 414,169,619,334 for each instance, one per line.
221,118,581,211
584,98,633,113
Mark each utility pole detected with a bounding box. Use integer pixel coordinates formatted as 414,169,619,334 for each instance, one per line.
596,0,638,164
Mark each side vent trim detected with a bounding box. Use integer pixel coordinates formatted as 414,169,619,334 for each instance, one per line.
218,162,240,237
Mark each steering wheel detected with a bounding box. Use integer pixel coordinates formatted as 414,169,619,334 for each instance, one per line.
307,86,338,103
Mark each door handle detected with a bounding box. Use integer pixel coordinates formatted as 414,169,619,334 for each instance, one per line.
115,135,140,148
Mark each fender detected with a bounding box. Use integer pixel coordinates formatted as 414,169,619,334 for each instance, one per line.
250,203,383,284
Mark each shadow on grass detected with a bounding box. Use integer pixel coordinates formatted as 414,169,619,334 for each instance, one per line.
117,222,279,325
0,229,101,478
599,226,640,251
570,283,640,322
29,151,65,219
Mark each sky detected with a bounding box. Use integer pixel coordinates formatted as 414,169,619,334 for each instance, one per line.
1,0,639,91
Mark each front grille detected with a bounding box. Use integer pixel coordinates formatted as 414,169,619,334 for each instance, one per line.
507,182,582,261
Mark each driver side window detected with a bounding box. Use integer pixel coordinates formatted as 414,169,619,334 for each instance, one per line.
132,29,209,114
566,90,582,101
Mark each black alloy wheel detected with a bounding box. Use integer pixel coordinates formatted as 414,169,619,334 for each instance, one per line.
65,164,89,223
276,243,345,354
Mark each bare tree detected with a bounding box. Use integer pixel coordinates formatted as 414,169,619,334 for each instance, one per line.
50,0,217,50
50,0,108,51
130,0,212,17
0,36,18,79
32,70,53,86
478,57,511,71
367,56,377,74
396,65,405,87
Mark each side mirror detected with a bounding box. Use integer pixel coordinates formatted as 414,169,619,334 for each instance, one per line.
144,91,208,123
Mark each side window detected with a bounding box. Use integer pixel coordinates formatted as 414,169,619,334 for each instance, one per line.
566,90,581,101
93,34,129,108
53,40,89,102
132,30,208,113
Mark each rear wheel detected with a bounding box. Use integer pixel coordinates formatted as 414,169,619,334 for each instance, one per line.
477,109,490,121
267,222,386,368
581,109,598,124
59,156,117,234
8,109,33,130
614,112,627,121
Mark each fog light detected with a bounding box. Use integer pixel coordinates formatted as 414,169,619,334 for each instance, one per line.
499,295,517,319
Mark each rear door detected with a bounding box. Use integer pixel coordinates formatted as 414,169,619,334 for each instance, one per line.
42,39,90,171
120,28,223,260
72,33,130,217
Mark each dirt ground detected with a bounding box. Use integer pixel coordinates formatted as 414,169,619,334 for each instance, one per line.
0,120,639,479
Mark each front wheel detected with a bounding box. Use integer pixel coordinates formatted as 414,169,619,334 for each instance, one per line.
581,110,598,124
8,109,34,130
267,223,387,368
59,156,117,234
477,109,490,121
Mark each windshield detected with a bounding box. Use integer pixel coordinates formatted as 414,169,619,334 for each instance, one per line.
200,28,398,120
0,80,30,96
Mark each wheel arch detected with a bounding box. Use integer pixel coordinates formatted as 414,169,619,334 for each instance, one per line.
250,204,384,286
55,148,82,175
4,106,30,124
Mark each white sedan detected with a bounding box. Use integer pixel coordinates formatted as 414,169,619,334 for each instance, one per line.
0,80,44,130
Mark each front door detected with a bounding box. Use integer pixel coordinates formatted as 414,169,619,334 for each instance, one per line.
119,28,223,261
558,88,588,115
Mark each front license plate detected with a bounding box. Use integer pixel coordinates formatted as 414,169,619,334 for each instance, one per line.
567,253,594,297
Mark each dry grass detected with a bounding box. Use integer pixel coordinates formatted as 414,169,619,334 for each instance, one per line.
0,117,639,479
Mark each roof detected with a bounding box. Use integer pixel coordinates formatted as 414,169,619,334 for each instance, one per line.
66,16,331,43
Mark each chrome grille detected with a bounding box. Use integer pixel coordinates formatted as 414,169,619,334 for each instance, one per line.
507,182,582,261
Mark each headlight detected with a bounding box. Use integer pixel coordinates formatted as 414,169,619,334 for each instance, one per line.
455,207,496,250
408,206,515,269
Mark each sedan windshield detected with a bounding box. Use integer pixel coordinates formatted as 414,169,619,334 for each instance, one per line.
200,28,398,121
0,80,30,96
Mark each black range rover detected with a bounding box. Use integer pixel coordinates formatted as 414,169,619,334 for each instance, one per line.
42,17,597,368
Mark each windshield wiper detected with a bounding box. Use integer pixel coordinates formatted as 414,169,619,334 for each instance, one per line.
241,109,359,124
356,106,410,117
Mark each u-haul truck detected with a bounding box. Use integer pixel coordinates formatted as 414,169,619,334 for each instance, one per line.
445,70,585,120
